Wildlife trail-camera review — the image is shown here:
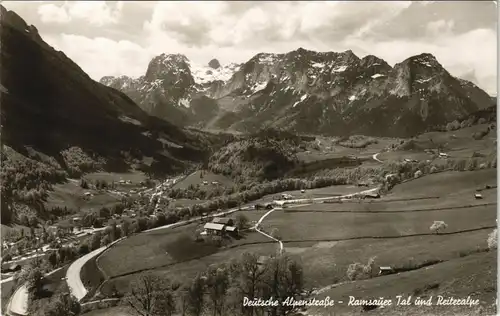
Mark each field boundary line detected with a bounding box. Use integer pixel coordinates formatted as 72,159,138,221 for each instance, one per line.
281,225,496,244
284,202,497,214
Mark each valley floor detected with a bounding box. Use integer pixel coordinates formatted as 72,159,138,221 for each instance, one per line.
75,168,496,316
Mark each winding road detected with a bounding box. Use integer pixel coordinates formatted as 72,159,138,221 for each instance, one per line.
7,266,65,316
372,153,383,163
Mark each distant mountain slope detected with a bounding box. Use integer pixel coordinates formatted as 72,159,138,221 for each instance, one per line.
102,48,494,137
0,5,212,177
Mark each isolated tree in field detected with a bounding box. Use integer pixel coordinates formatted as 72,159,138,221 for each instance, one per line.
231,253,267,316
79,178,88,189
121,220,131,237
127,273,176,316
430,221,448,234
78,242,90,256
235,214,249,230
261,254,305,315
185,274,206,316
26,267,44,299
347,262,365,281
2,253,12,263
205,265,230,316
90,232,101,250
362,256,377,277
48,251,58,268
178,285,191,316
100,235,111,247
488,228,497,250
346,257,377,281
264,255,304,315
39,293,80,316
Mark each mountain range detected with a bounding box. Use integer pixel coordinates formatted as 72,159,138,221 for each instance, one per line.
100,48,494,137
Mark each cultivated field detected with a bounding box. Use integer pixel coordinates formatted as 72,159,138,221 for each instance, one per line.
100,242,278,297
172,170,235,189
45,180,120,212
389,169,496,198
257,184,375,203
97,211,271,279
297,135,398,163
379,123,496,162
262,204,495,241
285,229,492,289
83,171,147,184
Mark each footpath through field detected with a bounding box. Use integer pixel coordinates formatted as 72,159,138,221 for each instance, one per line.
253,187,381,253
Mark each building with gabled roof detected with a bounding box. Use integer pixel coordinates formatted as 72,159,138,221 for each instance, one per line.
213,217,234,226
204,223,225,235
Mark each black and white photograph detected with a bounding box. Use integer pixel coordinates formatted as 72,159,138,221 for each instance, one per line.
0,1,498,315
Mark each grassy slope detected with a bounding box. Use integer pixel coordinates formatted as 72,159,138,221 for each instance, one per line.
264,204,495,241
308,251,496,316
93,170,496,301
172,170,235,189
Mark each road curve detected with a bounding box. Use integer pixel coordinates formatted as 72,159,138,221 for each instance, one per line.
372,153,383,163
66,246,108,301
66,238,125,301
254,187,381,253
7,283,28,316
7,266,65,316
254,208,285,253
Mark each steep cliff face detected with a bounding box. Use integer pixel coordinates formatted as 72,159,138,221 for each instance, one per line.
101,48,494,137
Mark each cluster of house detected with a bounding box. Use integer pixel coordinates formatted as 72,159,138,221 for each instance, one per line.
203,217,238,237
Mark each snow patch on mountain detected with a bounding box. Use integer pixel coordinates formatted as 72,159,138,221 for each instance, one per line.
257,53,279,65
371,74,385,79
179,98,190,108
312,62,325,68
416,77,434,84
190,62,240,85
252,81,268,93
332,65,348,73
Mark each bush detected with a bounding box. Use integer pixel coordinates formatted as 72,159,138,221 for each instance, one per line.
347,257,377,281
430,221,448,234
235,214,249,230
472,129,489,140
2,253,12,262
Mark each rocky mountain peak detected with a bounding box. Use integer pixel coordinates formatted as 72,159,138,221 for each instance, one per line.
359,55,391,69
401,53,443,70
144,53,192,83
208,59,221,69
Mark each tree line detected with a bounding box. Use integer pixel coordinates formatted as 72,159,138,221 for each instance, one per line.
125,252,305,316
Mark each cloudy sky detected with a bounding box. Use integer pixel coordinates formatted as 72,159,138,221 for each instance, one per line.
3,1,498,94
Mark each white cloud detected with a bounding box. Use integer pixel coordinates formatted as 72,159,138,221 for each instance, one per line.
426,20,455,37
26,1,495,94
67,2,123,26
35,2,124,27
45,34,151,80
345,28,497,94
37,3,71,24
